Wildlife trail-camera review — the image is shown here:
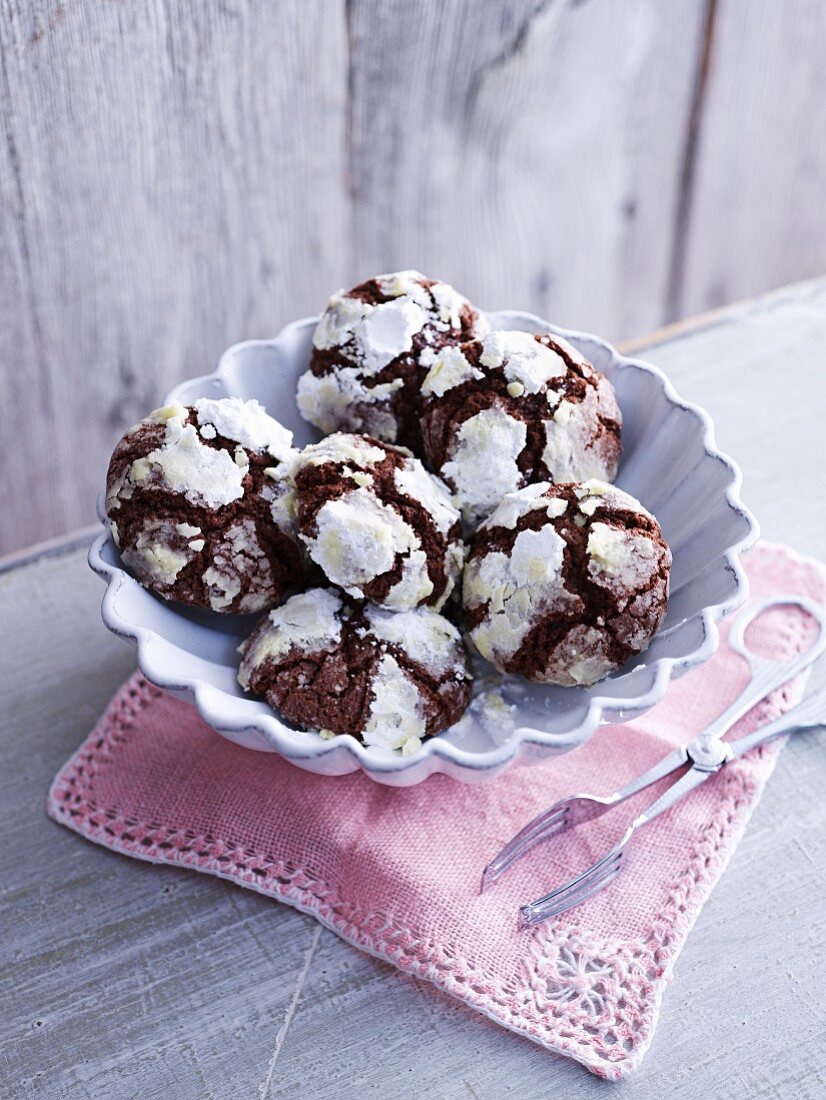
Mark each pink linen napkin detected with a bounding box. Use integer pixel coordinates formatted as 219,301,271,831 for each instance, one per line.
47,543,825,1078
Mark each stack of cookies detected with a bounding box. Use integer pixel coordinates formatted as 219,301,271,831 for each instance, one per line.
105,270,672,754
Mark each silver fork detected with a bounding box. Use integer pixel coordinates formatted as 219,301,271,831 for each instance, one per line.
479,595,826,928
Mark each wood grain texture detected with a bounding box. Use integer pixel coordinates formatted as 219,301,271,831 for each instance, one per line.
0,0,349,552
2,280,826,1099
347,0,706,340
676,0,826,316
3,1,826,555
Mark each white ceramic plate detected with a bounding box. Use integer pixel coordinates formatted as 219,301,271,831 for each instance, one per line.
89,310,758,786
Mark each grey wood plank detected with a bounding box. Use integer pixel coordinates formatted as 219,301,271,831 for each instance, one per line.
640,278,826,560
2,279,826,1098
5,0,826,561
676,0,826,317
0,0,349,554
0,525,97,574
347,0,706,344
0,554,321,1100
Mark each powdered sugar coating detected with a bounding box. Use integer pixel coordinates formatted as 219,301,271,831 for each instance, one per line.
420,332,622,526
441,407,527,527
119,518,194,587
310,487,422,597
575,478,655,521
238,588,472,750
106,399,306,612
298,270,487,452
464,481,671,686
194,397,293,458
202,518,274,612
261,469,300,541
489,482,568,530
113,399,295,512
478,330,569,392
126,407,246,511
238,588,345,686
297,368,404,441
361,653,428,750
363,604,467,679
393,460,459,537
541,377,621,485
287,433,465,612
293,433,387,470
420,345,483,398
464,523,577,666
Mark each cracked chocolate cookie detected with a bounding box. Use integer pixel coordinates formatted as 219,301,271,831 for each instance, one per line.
297,269,487,454
420,331,622,527
238,587,473,749
105,397,306,613
463,479,671,686
276,432,465,612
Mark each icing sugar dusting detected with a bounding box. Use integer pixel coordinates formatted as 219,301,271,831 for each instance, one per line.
239,588,344,687
125,518,192,585
203,518,273,613
375,269,431,303
311,272,478,374
360,299,426,371
483,482,567,530
587,523,661,593
308,487,418,594
442,406,527,526
480,331,567,394
299,433,387,470
429,281,468,328
542,386,609,483
301,272,484,442
130,416,245,509
362,653,427,751
384,549,434,610
561,625,617,686
296,368,403,440
421,345,483,397
576,479,654,520
464,523,576,663
364,604,465,677
312,272,438,376
312,294,371,353
195,397,293,459
393,460,459,537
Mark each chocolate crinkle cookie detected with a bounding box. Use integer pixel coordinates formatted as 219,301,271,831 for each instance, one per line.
297,269,487,454
274,432,465,612
238,588,473,750
105,397,306,613
463,479,671,686
420,330,622,527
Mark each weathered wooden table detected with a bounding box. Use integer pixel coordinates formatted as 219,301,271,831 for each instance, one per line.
3,280,826,1099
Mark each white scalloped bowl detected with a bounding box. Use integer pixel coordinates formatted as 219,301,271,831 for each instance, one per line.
89,310,757,786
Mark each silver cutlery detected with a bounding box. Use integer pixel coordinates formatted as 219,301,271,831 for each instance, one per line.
480,595,826,929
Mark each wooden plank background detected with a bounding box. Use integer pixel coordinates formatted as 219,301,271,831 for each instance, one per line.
1,0,825,554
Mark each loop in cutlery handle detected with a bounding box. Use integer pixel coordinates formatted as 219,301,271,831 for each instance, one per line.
728,683,826,759
702,595,826,744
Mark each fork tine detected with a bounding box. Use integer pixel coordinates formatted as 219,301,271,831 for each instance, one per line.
481,804,571,892
505,802,573,850
517,841,627,929
518,858,622,929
